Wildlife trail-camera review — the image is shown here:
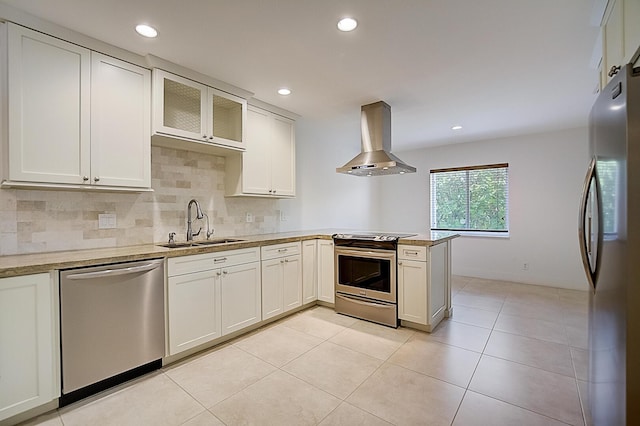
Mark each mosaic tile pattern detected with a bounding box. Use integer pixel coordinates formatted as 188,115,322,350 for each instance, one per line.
0,146,281,255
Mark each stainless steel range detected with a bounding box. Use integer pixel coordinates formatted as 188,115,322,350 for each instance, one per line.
333,232,415,328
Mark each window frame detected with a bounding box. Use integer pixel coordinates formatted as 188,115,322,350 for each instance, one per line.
430,163,509,235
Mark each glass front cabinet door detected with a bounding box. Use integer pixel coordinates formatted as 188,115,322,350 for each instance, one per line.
153,69,246,150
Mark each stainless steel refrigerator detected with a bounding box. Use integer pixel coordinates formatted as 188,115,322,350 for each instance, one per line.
579,61,640,425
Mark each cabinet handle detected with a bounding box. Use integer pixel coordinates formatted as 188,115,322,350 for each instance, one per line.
223,270,228,275
216,271,222,276
202,135,208,139
284,258,289,263
405,251,419,255
209,136,213,140
273,190,276,194
214,257,227,263
277,248,288,252
280,260,284,264
83,176,89,181
94,177,100,182
608,65,621,77
398,261,403,265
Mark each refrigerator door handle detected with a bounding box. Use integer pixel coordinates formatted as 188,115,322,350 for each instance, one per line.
578,156,600,290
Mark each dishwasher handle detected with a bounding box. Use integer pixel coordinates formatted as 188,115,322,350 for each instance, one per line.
65,259,164,280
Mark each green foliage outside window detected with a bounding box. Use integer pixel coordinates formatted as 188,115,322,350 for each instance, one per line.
430,165,509,232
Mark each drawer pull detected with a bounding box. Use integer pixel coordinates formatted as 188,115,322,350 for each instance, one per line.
214,257,227,263
405,250,419,255
277,248,288,252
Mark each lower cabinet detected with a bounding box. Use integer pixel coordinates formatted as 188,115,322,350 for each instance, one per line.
167,248,260,356
0,273,58,422
317,239,335,303
301,240,318,304
261,242,302,320
397,243,448,332
220,262,262,336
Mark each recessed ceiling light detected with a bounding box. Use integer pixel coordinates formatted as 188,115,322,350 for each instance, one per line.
278,88,291,96
399,171,406,175
451,125,463,131
337,17,358,32
135,24,158,38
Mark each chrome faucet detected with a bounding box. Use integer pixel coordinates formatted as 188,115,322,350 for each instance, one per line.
186,199,204,241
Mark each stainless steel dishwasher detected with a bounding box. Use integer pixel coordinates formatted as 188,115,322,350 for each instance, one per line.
59,258,165,406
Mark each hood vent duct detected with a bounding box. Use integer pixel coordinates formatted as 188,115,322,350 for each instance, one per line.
336,101,416,176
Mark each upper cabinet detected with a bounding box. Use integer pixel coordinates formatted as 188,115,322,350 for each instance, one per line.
152,69,246,152
600,0,640,86
225,105,296,198
2,23,151,191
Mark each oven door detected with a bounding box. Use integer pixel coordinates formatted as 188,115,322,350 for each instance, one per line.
334,246,396,303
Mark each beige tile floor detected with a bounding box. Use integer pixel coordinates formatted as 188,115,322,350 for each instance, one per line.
21,276,590,426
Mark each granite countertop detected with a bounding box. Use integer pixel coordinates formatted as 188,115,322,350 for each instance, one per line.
0,229,459,279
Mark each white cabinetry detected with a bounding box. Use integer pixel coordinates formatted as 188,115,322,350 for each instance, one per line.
0,273,58,422
152,69,246,151
397,243,448,332
599,0,640,86
302,240,318,304
261,242,302,320
225,105,296,197
167,247,260,355
317,239,335,304
4,23,151,190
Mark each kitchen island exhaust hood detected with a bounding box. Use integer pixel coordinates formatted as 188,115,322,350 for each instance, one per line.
337,101,416,176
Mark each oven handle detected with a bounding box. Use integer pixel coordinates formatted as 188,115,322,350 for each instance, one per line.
336,293,395,309
334,247,397,260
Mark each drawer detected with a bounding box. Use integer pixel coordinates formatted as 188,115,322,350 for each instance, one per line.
397,245,427,262
168,247,260,276
261,241,301,261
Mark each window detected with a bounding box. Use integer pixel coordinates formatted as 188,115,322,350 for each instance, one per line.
430,163,509,233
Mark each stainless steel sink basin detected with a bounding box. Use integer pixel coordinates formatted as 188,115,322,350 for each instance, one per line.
194,238,245,246
158,238,245,248
157,242,196,248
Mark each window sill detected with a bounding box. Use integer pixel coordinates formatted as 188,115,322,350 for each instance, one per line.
457,231,510,238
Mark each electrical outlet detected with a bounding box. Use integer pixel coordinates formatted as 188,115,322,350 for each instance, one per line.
245,212,254,223
523,263,529,271
280,211,288,221
98,213,116,229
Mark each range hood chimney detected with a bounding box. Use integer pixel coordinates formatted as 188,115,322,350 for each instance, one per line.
336,101,416,176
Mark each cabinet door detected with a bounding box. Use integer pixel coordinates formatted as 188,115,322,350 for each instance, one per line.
8,24,90,185
317,240,335,303
302,240,317,304
242,106,272,195
282,255,302,313
208,87,246,150
397,259,427,324
261,258,283,320
153,70,207,141
270,115,296,197
91,53,151,188
167,270,221,355
428,243,447,325
624,0,640,63
604,0,624,83
0,273,57,421
221,262,261,336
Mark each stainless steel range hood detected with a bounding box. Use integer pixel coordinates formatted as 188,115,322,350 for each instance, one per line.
336,101,416,176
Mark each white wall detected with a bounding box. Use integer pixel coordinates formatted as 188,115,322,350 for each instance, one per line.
279,117,377,231
374,127,590,290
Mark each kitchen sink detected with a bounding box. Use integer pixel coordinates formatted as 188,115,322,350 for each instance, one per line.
158,238,245,249
157,242,196,248
194,238,245,245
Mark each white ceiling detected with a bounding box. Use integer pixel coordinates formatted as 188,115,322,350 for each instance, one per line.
0,0,600,151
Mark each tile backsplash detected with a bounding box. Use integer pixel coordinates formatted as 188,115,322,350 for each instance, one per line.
0,146,282,256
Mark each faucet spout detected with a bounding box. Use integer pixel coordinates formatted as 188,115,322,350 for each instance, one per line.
186,199,204,241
